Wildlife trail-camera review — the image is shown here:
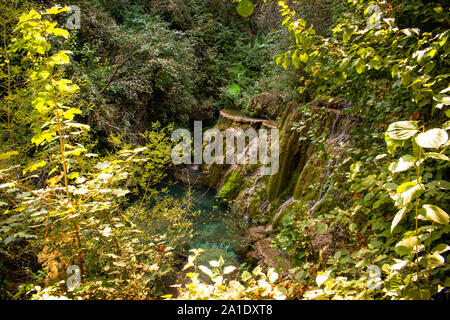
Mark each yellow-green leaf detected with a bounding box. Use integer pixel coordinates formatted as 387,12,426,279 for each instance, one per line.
63,108,82,120
52,28,70,39
45,6,69,15
387,121,419,140
23,160,47,174
415,128,448,149
423,204,449,225
0,151,19,160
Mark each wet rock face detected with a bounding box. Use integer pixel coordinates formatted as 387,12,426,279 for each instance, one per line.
218,109,279,129
201,97,359,268
247,227,291,272
248,226,266,240
247,239,291,272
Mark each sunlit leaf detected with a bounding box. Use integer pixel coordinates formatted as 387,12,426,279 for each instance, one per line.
228,84,241,96
423,204,449,225
236,0,254,18
415,129,448,149
387,121,419,140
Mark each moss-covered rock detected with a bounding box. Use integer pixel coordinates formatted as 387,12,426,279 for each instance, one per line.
219,168,244,201
292,152,328,201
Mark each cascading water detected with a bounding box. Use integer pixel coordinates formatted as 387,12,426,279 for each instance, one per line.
267,196,294,230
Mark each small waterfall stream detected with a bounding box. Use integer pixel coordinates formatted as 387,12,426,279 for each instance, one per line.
267,196,294,230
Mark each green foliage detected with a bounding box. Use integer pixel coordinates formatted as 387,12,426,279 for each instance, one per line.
273,0,449,123
1,0,448,301
169,249,291,300
61,0,284,136
0,7,191,299
262,0,450,300
218,169,244,202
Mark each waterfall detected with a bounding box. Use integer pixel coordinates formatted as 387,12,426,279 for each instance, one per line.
270,196,294,227
308,185,331,215
244,185,256,221
307,158,333,215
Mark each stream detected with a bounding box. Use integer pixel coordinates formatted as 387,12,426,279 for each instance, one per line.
163,182,250,268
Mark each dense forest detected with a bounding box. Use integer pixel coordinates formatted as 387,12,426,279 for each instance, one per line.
0,0,449,300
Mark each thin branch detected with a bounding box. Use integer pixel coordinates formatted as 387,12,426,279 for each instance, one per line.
98,48,142,95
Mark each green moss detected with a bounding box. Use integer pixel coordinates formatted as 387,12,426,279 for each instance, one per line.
272,200,307,228
293,152,328,201
219,168,244,200
267,107,307,201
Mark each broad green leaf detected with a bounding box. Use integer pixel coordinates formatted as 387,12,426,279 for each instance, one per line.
390,259,409,271
267,268,279,283
389,155,416,173
50,51,71,65
371,55,383,70
355,59,366,74
241,271,252,282
391,206,411,232
432,243,450,254
292,50,300,68
223,266,236,274
275,55,283,65
343,28,353,43
316,272,329,287
385,132,404,155
52,28,70,39
299,52,309,63
401,70,411,86
423,204,449,225
45,6,69,15
63,108,82,120
228,84,240,96
23,160,47,174
209,260,220,268
316,223,328,234
433,95,450,105
396,180,417,194
423,253,444,269
396,182,423,208
282,56,290,69
439,32,449,47
199,265,213,277
424,152,449,161
391,64,399,79
0,151,18,160
415,128,448,149
236,0,254,18
395,236,419,256
387,121,419,140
